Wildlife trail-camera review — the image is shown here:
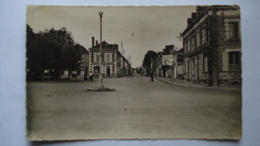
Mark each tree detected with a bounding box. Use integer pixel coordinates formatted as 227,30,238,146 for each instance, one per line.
26,25,87,81
142,50,157,76
27,28,62,81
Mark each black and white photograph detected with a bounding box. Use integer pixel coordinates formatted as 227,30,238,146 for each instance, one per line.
26,5,242,141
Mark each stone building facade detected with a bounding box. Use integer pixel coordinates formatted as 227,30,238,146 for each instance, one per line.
176,48,184,79
156,45,174,77
89,37,131,77
117,53,132,77
156,45,184,79
182,6,241,86
61,45,89,81
77,51,89,79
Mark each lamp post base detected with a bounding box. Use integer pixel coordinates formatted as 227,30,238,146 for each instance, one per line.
87,74,115,91
87,86,115,91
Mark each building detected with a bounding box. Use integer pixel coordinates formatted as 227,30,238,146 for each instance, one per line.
156,45,184,79
156,45,174,77
88,37,131,77
117,54,132,77
156,51,163,76
77,50,89,79
61,45,89,81
182,6,241,86
176,48,184,79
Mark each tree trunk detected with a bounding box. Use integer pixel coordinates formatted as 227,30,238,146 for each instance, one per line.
41,69,45,82
68,68,71,81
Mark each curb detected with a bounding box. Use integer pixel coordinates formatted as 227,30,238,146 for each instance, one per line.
155,77,241,91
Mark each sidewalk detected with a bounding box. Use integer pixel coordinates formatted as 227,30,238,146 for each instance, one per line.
154,77,241,91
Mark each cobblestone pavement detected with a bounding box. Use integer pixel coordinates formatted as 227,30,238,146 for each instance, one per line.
27,75,242,140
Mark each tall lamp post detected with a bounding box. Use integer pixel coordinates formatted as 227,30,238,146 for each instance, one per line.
87,11,115,91
99,11,104,89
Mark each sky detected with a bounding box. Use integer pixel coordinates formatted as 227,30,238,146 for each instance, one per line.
27,6,196,67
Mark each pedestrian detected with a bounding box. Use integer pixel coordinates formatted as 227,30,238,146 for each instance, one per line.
150,72,154,82
84,74,88,81
89,72,93,81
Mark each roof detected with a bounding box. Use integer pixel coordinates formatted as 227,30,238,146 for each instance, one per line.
90,41,118,50
177,48,184,53
182,5,240,36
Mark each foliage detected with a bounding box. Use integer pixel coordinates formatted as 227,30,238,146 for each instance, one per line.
26,25,87,80
142,50,157,75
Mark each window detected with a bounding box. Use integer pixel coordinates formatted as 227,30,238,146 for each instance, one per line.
202,26,207,44
228,22,239,39
190,59,195,74
90,53,94,62
112,53,115,62
187,40,190,52
81,66,84,71
94,66,100,73
185,60,188,74
191,34,195,50
90,66,93,73
184,41,189,53
204,57,208,72
192,58,195,69
96,54,99,62
103,67,106,74
196,29,201,48
106,54,110,62
229,52,241,71
177,55,183,64
121,58,124,68
183,42,186,53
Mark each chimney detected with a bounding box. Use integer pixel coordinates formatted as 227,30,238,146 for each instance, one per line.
192,13,197,20
114,44,118,51
187,18,192,26
92,37,95,47
96,40,98,46
197,6,207,14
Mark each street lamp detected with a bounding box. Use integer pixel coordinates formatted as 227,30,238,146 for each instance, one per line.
99,11,104,89
87,11,115,91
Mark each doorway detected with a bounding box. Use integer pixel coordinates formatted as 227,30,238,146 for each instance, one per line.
106,66,111,76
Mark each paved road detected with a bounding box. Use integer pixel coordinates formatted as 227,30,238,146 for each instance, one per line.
27,75,241,140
